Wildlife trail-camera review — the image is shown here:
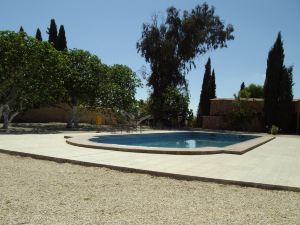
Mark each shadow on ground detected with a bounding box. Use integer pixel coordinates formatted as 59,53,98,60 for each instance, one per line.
0,123,148,135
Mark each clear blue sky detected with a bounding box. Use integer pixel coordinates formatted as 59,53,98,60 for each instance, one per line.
1,0,299,113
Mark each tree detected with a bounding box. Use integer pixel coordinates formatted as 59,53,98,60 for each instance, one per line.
197,58,212,125
209,69,216,99
56,25,67,51
238,84,263,98
263,32,284,128
277,66,294,131
196,59,217,126
64,49,102,128
19,26,24,33
263,32,294,132
47,19,58,47
240,82,245,91
0,31,67,129
137,3,234,126
64,50,140,128
35,28,42,41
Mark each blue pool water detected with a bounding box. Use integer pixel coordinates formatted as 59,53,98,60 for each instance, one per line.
91,132,257,148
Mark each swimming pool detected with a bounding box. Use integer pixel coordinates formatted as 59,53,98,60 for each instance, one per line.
91,132,256,148
66,131,274,155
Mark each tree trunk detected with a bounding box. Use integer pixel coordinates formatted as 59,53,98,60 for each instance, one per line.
67,96,78,128
0,105,3,122
2,105,10,129
9,111,19,123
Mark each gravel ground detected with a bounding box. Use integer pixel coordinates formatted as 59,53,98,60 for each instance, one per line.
0,153,299,225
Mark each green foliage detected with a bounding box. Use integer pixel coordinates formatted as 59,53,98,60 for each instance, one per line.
229,96,261,131
64,49,102,107
263,32,294,132
0,31,67,115
65,50,140,112
106,64,141,112
137,3,234,126
0,30,140,129
238,84,263,98
57,25,67,51
35,28,42,41
47,19,58,47
151,87,189,127
270,125,279,135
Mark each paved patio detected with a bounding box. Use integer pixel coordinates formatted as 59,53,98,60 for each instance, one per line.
0,131,299,191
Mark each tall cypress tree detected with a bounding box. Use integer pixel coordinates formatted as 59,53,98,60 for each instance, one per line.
35,28,43,41
240,82,245,91
47,19,58,47
196,58,211,125
278,66,294,131
263,32,284,128
209,69,216,99
56,25,67,51
19,26,24,33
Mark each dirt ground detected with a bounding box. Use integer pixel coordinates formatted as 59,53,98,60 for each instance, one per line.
0,153,299,225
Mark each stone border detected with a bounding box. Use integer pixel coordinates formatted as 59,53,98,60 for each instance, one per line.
66,132,275,155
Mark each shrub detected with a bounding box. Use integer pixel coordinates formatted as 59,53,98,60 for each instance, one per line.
270,125,279,135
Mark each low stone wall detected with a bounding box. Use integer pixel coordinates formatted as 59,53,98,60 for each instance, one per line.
14,104,117,125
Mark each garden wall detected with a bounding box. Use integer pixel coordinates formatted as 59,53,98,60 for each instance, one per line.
14,104,117,125
203,98,299,132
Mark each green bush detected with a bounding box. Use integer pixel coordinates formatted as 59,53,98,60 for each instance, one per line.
270,125,279,135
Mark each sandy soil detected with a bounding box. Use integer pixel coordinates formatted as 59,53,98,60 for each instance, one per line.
0,153,299,225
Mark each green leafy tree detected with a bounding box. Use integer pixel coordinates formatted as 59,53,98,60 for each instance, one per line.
47,19,58,47
104,64,140,112
160,87,189,127
229,96,261,131
35,28,42,41
263,32,294,132
238,84,263,98
57,25,67,51
0,31,67,129
64,49,102,128
137,3,234,126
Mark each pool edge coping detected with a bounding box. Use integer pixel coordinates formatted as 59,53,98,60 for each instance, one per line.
65,131,275,155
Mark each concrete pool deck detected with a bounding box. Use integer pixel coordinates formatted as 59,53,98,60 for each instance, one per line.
0,131,300,191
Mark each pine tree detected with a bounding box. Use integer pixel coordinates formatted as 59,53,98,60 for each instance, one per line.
196,58,211,125
47,19,58,47
19,26,24,33
56,25,67,51
240,82,245,91
35,28,43,41
263,32,284,128
209,69,216,99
